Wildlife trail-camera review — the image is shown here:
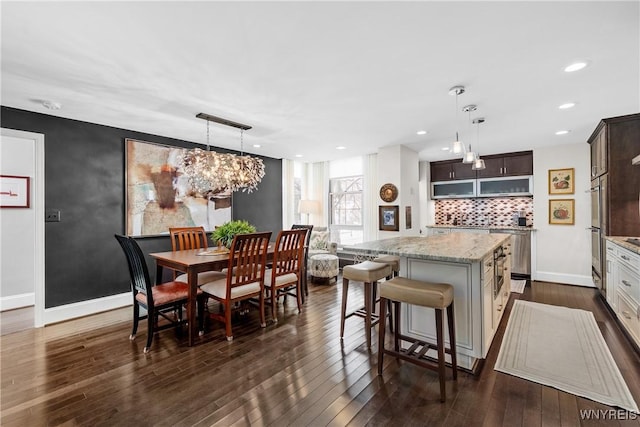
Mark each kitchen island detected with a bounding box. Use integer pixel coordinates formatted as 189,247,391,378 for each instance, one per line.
343,233,512,372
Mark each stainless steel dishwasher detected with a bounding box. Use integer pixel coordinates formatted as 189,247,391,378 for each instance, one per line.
490,229,531,278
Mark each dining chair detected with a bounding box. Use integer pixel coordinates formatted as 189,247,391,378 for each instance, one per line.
114,234,205,353
291,224,313,299
265,228,307,323
199,231,272,341
169,226,226,284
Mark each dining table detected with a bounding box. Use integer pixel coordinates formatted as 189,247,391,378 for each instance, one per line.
150,245,274,346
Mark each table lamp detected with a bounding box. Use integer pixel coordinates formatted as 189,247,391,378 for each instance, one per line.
298,200,320,225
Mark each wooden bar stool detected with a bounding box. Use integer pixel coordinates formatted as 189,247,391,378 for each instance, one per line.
372,254,400,279
377,277,457,402
340,260,391,348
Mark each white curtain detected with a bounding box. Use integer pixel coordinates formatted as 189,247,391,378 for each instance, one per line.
307,161,329,226
363,153,378,242
281,158,296,228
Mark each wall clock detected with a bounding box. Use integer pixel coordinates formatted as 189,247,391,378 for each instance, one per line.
379,183,398,203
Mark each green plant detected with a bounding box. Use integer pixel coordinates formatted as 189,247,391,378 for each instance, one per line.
211,220,256,248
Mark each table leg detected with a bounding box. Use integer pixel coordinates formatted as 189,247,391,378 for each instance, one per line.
155,264,163,285
187,269,198,346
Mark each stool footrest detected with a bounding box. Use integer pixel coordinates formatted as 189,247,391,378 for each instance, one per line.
386,334,456,372
347,307,380,327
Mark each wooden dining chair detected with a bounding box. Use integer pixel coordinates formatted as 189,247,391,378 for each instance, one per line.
169,226,226,285
265,229,307,323
291,224,313,300
114,234,205,353
199,231,272,341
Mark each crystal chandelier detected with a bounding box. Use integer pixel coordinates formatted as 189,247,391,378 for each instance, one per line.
179,113,265,195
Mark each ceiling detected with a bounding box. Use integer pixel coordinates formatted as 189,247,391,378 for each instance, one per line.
2,1,638,163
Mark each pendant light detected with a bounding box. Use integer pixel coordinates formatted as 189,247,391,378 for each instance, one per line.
448,86,466,156
472,117,486,170
462,104,478,164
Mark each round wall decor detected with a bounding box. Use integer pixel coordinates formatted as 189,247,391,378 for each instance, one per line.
379,183,398,202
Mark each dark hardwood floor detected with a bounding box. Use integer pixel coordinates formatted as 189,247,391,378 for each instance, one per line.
1,279,639,426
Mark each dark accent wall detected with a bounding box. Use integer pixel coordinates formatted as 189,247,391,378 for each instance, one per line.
1,106,283,308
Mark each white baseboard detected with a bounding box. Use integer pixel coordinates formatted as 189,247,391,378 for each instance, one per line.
0,292,35,311
534,271,595,287
43,292,131,326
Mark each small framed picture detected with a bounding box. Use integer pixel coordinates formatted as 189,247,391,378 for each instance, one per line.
549,199,575,225
405,206,412,229
0,175,30,208
548,168,574,194
379,205,399,231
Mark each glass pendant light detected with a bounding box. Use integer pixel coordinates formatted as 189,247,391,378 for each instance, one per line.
462,104,478,163
472,117,486,170
449,86,466,156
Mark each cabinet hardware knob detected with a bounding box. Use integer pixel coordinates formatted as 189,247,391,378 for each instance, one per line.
622,311,632,320
497,305,503,311
621,255,630,261
621,280,632,287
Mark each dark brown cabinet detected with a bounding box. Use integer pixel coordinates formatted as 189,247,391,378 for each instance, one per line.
475,151,533,178
430,159,476,181
589,113,640,237
590,126,607,178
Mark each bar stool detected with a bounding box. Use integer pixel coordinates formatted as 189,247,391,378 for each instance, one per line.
372,254,400,279
377,277,457,402
340,260,391,348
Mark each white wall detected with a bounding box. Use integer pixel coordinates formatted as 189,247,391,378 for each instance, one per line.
533,143,592,286
377,145,420,239
1,133,36,309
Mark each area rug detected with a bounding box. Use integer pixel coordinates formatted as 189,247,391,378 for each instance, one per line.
511,279,526,294
495,300,639,413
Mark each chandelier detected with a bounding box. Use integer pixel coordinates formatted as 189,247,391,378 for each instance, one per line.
180,113,265,195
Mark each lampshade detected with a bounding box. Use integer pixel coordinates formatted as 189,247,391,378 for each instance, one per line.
298,200,321,215
462,145,476,163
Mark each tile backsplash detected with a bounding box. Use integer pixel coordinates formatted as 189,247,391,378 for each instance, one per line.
435,197,534,227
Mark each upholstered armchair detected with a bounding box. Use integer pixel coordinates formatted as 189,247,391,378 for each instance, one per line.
307,227,338,258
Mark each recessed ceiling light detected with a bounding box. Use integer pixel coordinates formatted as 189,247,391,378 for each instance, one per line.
416,130,427,135
441,147,450,151
558,103,575,110
42,100,62,110
555,130,570,135
295,154,303,158
564,62,587,72
336,146,346,150
253,144,261,148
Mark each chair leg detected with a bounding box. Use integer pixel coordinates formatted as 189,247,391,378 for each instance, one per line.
295,281,303,314
447,302,458,380
340,278,349,339
130,301,140,340
259,292,266,328
271,286,278,323
377,297,388,375
435,308,446,402
364,281,373,349
225,303,233,341
197,295,205,336
387,299,394,333
144,309,155,353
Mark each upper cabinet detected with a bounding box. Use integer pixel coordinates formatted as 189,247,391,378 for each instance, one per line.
430,159,477,181
431,151,533,182
475,151,533,178
589,124,607,179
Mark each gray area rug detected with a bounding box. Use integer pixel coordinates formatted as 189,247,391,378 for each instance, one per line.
495,300,639,413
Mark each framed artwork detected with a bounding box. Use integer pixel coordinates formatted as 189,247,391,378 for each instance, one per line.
549,199,575,225
0,175,30,208
548,168,574,194
405,206,412,229
379,205,399,231
125,139,232,237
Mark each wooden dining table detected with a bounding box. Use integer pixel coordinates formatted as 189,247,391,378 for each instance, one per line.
150,246,274,346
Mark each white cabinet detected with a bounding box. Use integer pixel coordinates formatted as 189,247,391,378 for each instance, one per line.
607,241,640,348
482,255,495,355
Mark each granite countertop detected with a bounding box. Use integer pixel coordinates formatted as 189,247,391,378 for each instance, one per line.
342,233,511,263
426,224,536,231
605,236,640,255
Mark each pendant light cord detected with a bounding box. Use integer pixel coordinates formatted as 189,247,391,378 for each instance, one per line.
240,129,244,156
206,120,210,152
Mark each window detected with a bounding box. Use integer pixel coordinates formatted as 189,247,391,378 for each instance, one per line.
330,175,363,245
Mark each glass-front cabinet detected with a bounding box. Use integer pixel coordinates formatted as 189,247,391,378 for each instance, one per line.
431,179,476,199
476,176,533,197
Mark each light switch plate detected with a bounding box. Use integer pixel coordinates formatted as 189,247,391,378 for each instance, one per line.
45,209,61,222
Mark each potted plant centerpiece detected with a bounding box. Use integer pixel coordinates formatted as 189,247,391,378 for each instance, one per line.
211,220,257,249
